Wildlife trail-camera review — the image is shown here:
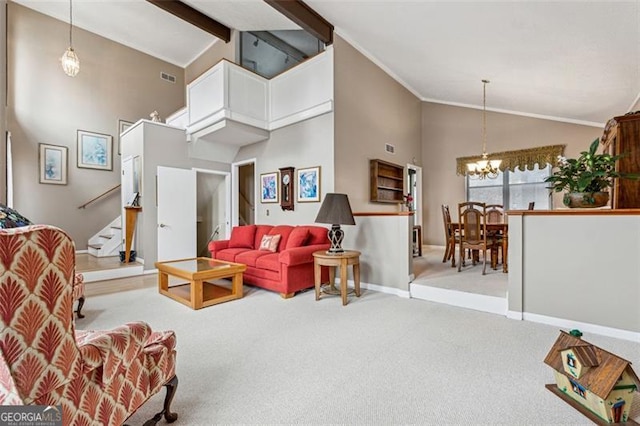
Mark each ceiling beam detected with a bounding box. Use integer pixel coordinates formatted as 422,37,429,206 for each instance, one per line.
264,0,333,45
146,0,231,43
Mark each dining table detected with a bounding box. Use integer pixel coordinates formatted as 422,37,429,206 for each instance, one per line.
449,222,508,273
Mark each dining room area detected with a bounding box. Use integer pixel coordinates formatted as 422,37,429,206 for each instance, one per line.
410,200,513,317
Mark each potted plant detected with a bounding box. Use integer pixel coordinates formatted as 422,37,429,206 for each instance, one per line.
544,138,637,208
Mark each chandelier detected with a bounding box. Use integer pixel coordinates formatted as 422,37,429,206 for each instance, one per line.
61,0,80,77
467,79,501,179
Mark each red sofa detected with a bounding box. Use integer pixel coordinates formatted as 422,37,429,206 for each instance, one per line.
208,224,330,298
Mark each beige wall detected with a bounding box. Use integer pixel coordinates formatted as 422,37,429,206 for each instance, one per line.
235,112,335,226
7,3,185,248
421,102,602,245
185,32,237,84
333,34,422,212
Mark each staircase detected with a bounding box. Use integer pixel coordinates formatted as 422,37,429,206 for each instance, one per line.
87,217,122,257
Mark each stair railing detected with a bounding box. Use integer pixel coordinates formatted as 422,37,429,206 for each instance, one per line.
238,188,254,225
78,184,121,209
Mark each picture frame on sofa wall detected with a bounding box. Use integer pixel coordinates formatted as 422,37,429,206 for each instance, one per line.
297,166,321,202
77,130,113,170
117,119,134,155
38,143,68,185
260,172,279,203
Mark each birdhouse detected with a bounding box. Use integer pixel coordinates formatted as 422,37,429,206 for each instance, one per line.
544,330,639,424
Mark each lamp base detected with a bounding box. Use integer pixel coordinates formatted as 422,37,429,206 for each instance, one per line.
326,224,345,254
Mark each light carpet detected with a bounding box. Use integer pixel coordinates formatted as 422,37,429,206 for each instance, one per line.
80,279,639,425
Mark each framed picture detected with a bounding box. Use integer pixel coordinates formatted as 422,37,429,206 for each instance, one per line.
117,119,134,155
297,166,321,202
39,143,68,185
77,130,113,170
260,172,279,203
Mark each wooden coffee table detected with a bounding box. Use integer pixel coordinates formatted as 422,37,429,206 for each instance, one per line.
155,257,246,310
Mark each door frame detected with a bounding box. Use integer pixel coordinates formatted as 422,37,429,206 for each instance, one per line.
407,163,423,227
193,167,232,239
231,158,257,227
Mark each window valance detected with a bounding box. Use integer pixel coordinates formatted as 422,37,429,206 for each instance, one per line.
456,144,566,176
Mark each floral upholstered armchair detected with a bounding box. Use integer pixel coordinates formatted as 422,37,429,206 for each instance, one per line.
0,225,178,425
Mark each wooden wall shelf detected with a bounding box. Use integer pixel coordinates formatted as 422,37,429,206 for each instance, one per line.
370,159,404,203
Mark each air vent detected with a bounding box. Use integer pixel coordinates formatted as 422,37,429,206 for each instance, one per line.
385,143,395,154
160,72,176,83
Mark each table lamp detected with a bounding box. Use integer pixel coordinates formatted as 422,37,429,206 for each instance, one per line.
314,193,355,254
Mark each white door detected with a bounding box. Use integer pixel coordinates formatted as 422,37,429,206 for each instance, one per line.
157,166,197,261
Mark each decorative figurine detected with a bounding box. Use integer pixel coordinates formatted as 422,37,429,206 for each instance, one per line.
544,329,639,424
150,110,162,123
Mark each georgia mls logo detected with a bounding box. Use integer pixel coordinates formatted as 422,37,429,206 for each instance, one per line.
0,405,62,426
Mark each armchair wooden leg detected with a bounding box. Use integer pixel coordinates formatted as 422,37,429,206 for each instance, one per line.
143,375,178,425
75,296,85,319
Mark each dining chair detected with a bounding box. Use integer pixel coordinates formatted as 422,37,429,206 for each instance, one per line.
457,202,496,275
486,204,505,269
441,204,460,266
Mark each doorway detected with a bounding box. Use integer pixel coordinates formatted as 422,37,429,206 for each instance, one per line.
196,171,229,256
232,158,256,227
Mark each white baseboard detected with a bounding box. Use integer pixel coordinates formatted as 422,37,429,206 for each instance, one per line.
507,310,523,320
76,249,88,254
410,285,507,315
522,312,639,343
360,282,411,298
143,268,158,275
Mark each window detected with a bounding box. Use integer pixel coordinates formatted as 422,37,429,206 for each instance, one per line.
467,164,552,209
240,30,324,79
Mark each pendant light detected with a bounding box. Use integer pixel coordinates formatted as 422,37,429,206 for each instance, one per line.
467,79,501,179
61,0,80,77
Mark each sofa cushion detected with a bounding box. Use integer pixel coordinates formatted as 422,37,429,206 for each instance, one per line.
254,225,273,249
307,226,329,245
255,253,280,272
258,234,281,252
285,227,309,249
229,225,256,248
0,204,33,229
216,248,251,263
235,250,272,267
268,225,293,251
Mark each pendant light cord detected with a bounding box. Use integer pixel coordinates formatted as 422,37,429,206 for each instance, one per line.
482,79,489,155
69,0,73,48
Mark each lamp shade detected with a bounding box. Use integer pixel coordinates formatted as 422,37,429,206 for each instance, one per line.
315,193,355,226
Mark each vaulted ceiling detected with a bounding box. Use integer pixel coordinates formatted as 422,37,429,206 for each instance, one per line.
11,0,640,126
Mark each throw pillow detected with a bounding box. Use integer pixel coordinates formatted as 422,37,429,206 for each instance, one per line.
259,234,281,252
0,204,33,229
285,227,309,249
229,225,257,248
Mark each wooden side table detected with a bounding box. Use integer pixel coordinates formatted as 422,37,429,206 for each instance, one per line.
313,250,361,306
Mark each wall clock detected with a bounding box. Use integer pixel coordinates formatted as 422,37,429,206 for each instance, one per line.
279,166,295,211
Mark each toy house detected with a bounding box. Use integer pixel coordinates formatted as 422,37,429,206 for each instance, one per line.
544,330,640,424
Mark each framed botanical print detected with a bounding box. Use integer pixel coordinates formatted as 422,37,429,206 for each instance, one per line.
260,172,279,203
297,166,321,202
77,130,113,170
39,143,68,185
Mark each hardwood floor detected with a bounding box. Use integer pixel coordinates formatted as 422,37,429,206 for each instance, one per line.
75,254,154,297
75,253,138,273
